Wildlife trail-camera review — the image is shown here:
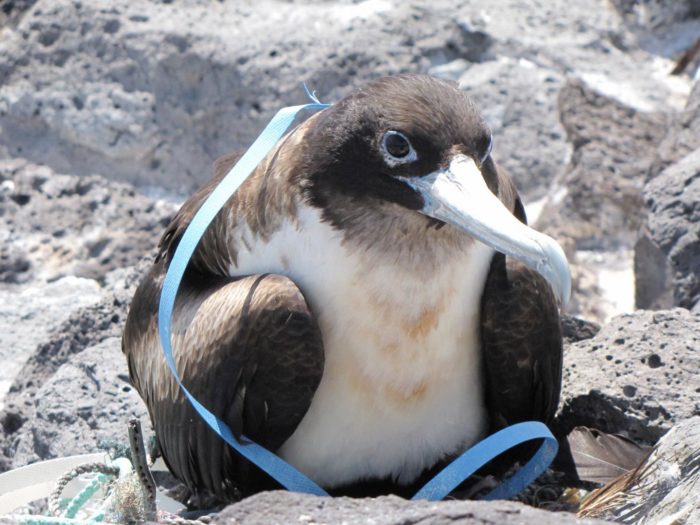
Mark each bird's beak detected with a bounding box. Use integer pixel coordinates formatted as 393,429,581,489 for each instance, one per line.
400,155,571,306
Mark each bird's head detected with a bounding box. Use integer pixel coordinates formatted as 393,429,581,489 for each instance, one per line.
300,74,570,305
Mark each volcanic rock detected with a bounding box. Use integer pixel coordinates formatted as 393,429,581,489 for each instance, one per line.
557,308,700,443
635,148,700,310
5,337,149,469
0,0,486,194
453,57,568,200
652,80,700,179
0,158,174,285
536,76,670,251
212,491,611,525
0,276,102,409
611,0,700,32
0,263,149,470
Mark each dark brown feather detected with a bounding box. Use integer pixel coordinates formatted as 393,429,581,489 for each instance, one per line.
123,265,324,500
481,255,563,430
566,426,651,485
479,161,563,432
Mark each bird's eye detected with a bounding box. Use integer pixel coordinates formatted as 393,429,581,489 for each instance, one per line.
385,132,410,157
380,131,417,166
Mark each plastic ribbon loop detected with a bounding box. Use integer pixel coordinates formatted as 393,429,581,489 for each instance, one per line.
412,421,558,500
157,92,558,500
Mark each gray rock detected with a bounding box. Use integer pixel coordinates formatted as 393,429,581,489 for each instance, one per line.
635,148,700,310
652,81,700,179
0,242,31,286
0,0,37,27
0,0,688,200
557,309,700,443
213,491,611,525
0,158,174,285
579,417,700,524
561,315,601,344
454,57,568,200
0,276,103,409
608,0,700,80
611,0,700,32
475,2,689,114
0,0,485,194
535,77,670,250
0,262,148,471
6,337,149,469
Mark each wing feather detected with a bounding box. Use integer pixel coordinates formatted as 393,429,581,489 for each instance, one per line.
479,160,564,431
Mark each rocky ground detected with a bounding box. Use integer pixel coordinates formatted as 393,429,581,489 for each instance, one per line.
0,0,699,523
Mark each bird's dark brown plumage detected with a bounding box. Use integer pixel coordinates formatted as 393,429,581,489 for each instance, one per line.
123,264,324,499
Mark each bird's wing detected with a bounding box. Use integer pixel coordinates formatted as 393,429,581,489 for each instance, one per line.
479,161,563,431
124,131,324,499
123,263,324,499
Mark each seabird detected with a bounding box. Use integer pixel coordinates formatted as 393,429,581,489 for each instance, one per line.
122,74,570,500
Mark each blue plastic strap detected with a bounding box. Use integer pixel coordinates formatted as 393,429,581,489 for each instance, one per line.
158,96,558,501
158,101,331,496
412,421,558,500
